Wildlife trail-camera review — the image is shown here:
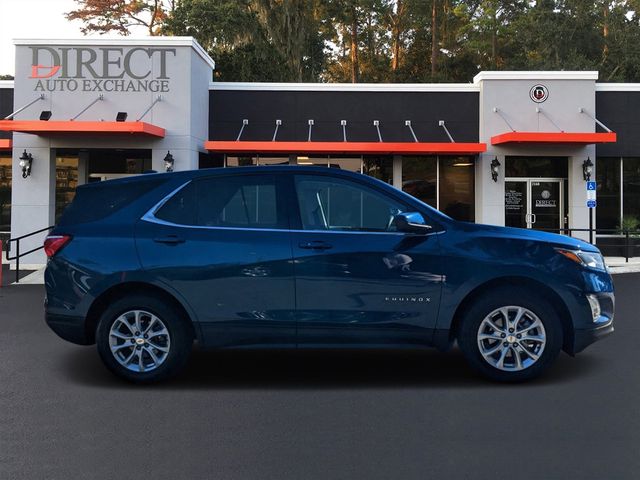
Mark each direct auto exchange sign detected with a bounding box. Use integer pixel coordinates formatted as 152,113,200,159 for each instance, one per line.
28,46,176,93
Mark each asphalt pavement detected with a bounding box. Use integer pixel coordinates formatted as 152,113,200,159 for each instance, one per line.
1,275,639,480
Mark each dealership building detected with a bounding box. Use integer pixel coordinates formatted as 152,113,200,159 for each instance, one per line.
0,37,639,266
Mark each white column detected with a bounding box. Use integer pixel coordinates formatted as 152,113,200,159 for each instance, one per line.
10,144,55,268
392,155,402,190
475,153,505,226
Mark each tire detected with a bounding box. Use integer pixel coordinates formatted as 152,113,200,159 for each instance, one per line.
96,294,193,383
457,287,563,382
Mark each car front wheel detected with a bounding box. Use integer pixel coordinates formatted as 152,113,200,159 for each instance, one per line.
96,294,193,383
457,288,563,382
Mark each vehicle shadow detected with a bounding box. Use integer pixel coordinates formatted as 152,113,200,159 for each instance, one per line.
61,345,602,390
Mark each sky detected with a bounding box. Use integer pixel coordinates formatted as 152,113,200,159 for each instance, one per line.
0,0,147,76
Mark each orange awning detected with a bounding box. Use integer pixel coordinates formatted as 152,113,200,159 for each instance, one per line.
0,120,165,138
205,140,486,155
0,139,11,150
491,132,616,145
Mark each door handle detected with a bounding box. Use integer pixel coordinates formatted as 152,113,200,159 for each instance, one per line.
298,241,332,250
153,235,185,245
531,213,537,224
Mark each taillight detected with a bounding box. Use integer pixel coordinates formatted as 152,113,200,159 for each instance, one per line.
44,235,72,258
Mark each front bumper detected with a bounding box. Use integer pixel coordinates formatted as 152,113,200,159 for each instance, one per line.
572,321,614,355
45,311,92,345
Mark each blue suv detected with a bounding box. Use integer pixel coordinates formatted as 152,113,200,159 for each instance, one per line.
44,166,614,383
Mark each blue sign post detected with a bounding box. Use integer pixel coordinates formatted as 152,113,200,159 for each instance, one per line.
586,182,597,244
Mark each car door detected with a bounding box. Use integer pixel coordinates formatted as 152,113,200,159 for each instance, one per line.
135,173,296,348
289,172,444,346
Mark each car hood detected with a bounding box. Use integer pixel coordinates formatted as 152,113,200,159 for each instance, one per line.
458,222,600,253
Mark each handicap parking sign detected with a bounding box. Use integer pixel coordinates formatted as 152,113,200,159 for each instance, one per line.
587,200,597,208
586,181,597,191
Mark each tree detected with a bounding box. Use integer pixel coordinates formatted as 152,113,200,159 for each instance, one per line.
165,0,306,81
66,0,174,36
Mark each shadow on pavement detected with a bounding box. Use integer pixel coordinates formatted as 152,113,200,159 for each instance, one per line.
61,345,602,390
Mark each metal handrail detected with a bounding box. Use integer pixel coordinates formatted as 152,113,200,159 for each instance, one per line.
4,225,54,283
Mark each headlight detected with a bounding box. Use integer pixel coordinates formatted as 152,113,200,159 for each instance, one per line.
556,248,607,271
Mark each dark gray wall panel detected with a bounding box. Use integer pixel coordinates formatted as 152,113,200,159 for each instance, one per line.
596,91,640,157
0,88,13,140
209,90,479,143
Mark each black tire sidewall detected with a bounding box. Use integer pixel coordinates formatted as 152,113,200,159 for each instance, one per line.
457,287,563,382
96,294,192,383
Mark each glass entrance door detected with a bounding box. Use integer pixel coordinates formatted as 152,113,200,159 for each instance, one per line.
505,179,563,231
530,181,561,231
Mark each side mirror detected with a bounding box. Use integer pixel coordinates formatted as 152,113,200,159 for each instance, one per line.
394,212,432,234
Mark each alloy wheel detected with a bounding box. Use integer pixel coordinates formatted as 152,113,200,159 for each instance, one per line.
476,306,546,372
108,310,171,373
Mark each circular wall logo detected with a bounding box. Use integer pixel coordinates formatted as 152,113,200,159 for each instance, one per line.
541,190,551,199
529,84,549,103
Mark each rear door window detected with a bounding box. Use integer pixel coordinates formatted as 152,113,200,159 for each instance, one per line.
154,174,286,229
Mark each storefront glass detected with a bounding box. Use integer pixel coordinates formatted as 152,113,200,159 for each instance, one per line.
362,156,393,184
402,156,437,209
596,157,621,231
401,156,475,222
0,155,11,232
440,157,475,222
505,157,568,178
55,155,79,223
623,158,640,224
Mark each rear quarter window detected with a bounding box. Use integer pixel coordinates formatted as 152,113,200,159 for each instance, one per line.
154,174,285,229
57,177,167,226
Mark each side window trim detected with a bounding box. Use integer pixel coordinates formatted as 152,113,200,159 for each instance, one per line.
142,180,193,223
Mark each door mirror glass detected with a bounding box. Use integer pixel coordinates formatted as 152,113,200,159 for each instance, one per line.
394,212,432,233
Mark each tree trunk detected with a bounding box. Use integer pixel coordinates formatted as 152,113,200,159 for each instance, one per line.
351,7,359,83
431,0,437,78
602,2,609,62
391,0,403,73
492,4,497,68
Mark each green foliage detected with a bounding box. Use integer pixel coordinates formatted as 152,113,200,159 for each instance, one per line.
619,215,640,234
78,0,640,83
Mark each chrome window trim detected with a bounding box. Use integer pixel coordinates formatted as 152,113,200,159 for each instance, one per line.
142,179,441,236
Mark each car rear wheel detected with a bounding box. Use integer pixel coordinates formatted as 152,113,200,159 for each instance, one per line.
457,287,562,382
96,294,192,383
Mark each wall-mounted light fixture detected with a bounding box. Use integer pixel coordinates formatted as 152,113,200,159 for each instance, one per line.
116,112,128,122
582,157,593,181
39,111,52,121
490,156,501,182
164,151,174,172
19,149,33,178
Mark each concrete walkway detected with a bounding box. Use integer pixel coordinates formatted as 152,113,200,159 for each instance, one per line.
9,255,640,285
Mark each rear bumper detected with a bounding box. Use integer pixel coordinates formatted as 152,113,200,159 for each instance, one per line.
45,312,92,345
571,321,614,355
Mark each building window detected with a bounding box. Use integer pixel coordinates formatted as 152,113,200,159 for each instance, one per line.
363,156,393,184
505,156,568,178
55,155,79,223
440,157,475,222
596,157,640,232
0,155,11,233
596,157,621,231
402,156,437,209
623,158,640,225
401,155,475,222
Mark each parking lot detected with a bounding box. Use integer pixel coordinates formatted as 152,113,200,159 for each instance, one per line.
0,275,638,480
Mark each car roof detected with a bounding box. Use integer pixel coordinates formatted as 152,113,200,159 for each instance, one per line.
92,165,373,186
